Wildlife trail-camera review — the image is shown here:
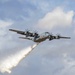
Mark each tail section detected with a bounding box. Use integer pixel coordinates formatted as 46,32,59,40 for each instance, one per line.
19,37,32,40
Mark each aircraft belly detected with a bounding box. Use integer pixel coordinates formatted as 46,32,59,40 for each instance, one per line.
34,37,47,42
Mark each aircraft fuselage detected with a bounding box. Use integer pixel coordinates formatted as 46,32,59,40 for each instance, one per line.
34,36,49,43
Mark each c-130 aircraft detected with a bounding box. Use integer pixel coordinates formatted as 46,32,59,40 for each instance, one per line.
9,29,70,43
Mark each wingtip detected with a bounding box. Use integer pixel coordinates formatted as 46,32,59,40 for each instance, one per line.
9,29,16,32
65,37,71,39
9,29,12,31
9,29,11,31
67,37,71,39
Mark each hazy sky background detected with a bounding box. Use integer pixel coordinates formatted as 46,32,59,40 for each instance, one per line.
0,0,75,75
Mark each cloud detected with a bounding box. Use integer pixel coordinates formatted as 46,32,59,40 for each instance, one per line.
60,53,75,75
0,20,13,28
0,19,14,50
37,7,74,30
73,19,75,34
0,19,13,36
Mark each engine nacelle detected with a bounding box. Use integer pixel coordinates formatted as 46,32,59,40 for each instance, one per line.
25,31,29,37
49,35,53,40
56,35,60,39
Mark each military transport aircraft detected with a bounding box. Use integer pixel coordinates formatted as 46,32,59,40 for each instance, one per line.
9,29,70,43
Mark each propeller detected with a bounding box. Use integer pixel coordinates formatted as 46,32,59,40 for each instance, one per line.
25,29,30,37
49,33,59,40
49,33,54,40
34,31,38,35
56,34,61,39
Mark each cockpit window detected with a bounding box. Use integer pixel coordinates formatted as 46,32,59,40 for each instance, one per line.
45,32,50,34
41,32,49,37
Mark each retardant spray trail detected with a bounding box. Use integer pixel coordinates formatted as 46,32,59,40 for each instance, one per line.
0,43,39,73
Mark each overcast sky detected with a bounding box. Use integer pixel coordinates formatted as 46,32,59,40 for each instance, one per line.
0,0,75,75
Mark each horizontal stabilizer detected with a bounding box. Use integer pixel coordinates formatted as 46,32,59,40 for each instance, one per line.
19,37,32,40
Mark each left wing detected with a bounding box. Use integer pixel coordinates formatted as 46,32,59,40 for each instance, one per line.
9,29,35,37
9,29,25,35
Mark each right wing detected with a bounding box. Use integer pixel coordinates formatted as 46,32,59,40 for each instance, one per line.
49,35,71,40
58,36,71,39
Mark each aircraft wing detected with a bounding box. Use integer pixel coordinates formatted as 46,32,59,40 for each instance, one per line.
9,29,40,37
9,29,25,35
49,35,70,40
55,35,71,39
58,36,71,39
9,29,35,37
